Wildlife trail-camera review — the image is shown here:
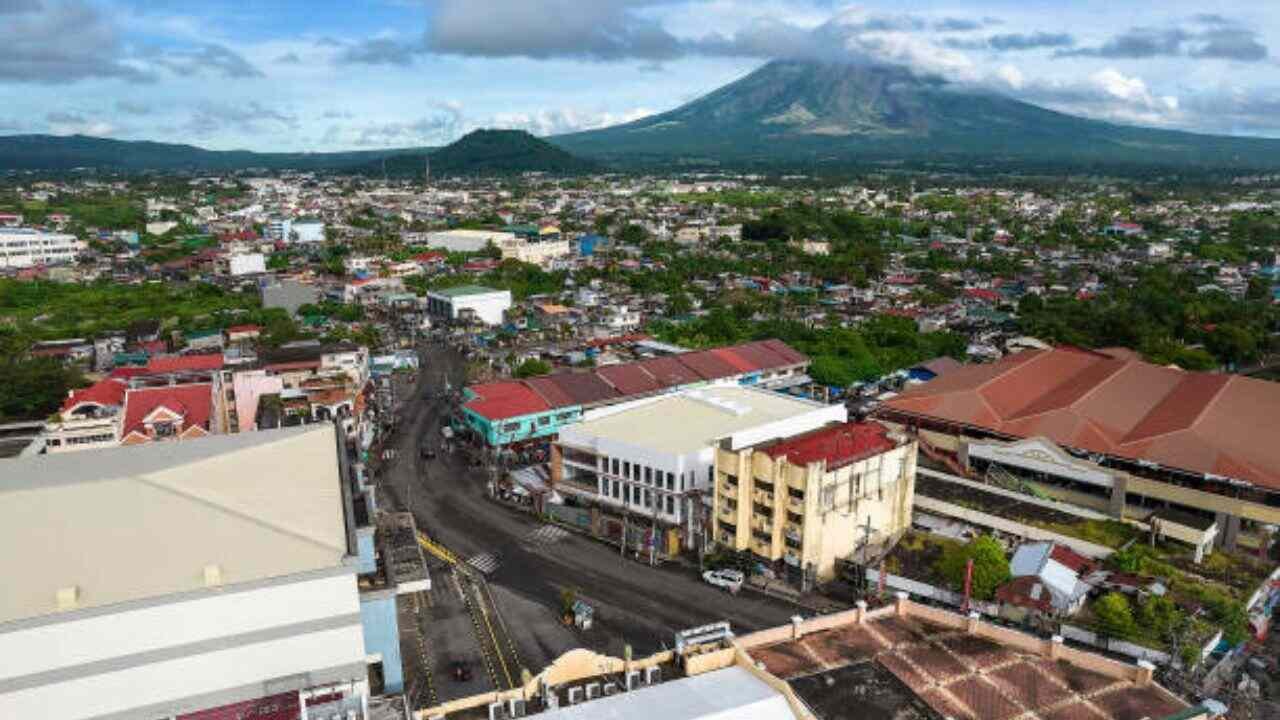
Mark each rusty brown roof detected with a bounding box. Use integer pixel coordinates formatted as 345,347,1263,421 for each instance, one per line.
883,346,1280,491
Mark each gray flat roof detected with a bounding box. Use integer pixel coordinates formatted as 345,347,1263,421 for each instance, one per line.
538,666,793,720
0,425,350,624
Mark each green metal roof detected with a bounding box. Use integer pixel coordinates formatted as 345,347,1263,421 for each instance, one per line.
432,284,503,298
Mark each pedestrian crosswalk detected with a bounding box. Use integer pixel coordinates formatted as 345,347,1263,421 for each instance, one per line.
466,552,500,575
524,524,571,550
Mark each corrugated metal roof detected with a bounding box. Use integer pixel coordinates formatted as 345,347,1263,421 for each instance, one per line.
675,349,740,380
465,381,551,420
596,363,663,395
545,372,620,406
883,346,1280,491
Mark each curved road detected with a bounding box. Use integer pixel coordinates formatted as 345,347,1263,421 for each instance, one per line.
379,340,800,672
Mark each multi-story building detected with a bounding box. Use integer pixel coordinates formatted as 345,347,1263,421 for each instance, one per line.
44,355,225,454
265,216,293,242
291,218,325,244
0,228,84,268
554,385,845,551
426,285,512,326
0,426,375,720
713,421,917,586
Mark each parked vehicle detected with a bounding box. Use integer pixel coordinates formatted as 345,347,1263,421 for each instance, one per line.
702,568,744,593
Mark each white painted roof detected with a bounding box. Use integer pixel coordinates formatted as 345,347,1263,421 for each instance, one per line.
0,425,350,624
560,385,838,456
1010,542,1088,610
539,666,795,720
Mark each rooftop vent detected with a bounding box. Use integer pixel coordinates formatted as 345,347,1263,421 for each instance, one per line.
56,585,80,610
203,564,223,587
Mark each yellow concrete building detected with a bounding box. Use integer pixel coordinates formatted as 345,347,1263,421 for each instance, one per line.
712,421,917,585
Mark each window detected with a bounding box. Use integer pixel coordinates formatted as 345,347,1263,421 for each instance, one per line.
666,496,675,514
502,422,521,433
666,472,674,490
624,485,631,504
613,481,620,498
152,421,176,438
644,467,652,484
623,461,631,478
820,485,836,511
611,458,619,476
537,415,550,427
644,490,652,507
707,466,713,484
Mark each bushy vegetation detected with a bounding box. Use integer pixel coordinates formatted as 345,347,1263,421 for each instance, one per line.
653,310,965,387
934,535,1011,601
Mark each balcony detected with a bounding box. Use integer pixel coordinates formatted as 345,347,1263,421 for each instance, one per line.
752,490,773,507
717,503,736,521
787,497,804,514
751,538,774,558
784,524,802,543
750,514,773,534
720,482,738,500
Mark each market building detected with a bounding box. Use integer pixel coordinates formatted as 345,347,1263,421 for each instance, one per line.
876,345,1280,552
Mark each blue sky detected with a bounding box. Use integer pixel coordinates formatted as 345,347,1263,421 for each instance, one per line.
2,0,1278,152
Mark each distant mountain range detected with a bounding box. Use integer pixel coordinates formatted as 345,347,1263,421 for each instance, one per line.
5,60,1280,175
554,60,1280,172
0,129,592,176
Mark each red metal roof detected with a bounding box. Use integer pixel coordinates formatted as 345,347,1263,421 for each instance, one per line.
595,363,662,395
62,378,127,412
120,384,213,438
883,346,1280,491
634,356,702,387
464,381,550,421
761,421,896,470
146,354,224,373
675,348,740,380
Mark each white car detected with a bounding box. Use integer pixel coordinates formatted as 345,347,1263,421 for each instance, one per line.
702,568,745,593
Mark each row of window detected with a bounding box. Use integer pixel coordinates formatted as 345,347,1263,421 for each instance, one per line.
604,478,677,515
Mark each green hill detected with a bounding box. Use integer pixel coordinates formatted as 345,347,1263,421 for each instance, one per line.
372,129,598,177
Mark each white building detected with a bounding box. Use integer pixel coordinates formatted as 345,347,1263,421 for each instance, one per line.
266,217,293,242
292,218,325,244
500,237,571,265
221,252,267,276
0,426,373,720
425,285,512,326
425,229,514,253
0,228,85,268
145,221,179,236
554,385,846,540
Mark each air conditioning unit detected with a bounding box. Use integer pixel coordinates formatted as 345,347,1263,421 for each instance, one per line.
586,682,601,700
603,682,620,696
545,692,559,710
645,666,662,685
568,687,583,705
626,670,641,690
488,701,504,720
507,699,526,718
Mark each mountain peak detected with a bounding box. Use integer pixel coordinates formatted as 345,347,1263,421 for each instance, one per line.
555,59,1280,171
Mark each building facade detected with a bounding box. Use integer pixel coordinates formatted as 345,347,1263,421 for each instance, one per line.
0,228,84,268
0,426,373,720
553,385,846,550
425,285,512,326
713,421,917,585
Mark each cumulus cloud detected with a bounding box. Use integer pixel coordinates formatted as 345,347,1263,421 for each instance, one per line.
115,100,152,115
489,106,654,136
991,67,1181,127
184,101,299,137
0,0,151,84
45,110,115,136
152,43,265,79
1062,21,1267,61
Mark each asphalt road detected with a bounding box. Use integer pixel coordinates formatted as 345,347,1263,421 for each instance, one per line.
379,340,800,676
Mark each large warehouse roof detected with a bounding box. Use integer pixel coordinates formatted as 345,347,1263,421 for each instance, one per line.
464,340,808,421
882,346,1280,490
0,425,351,624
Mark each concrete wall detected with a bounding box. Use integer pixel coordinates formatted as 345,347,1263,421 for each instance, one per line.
359,591,404,693
914,495,1113,558
0,572,366,720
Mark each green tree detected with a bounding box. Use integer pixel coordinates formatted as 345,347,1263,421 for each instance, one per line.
1093,592,1137,640
0,357,86,422
514,359,552,378
617,224,650,245
934,535,1011,601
